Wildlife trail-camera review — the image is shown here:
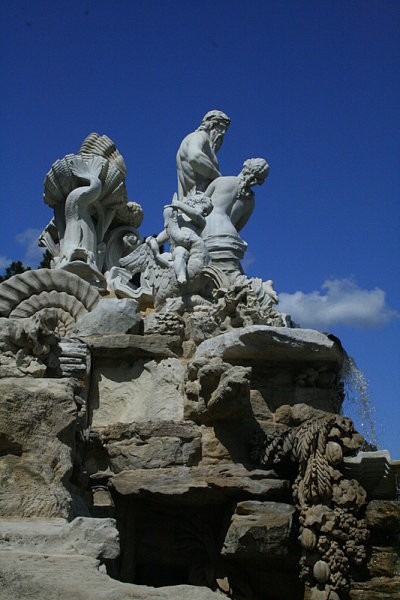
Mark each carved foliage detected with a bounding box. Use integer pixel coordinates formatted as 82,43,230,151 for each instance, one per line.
256,414,369,599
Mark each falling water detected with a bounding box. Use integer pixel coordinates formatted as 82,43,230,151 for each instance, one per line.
341,353,379,448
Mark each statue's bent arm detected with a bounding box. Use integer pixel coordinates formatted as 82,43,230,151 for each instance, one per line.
186,136,221,180
170,200,206,229
230,197,255,232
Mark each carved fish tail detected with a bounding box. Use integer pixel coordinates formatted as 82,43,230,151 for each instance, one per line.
69,155,104,181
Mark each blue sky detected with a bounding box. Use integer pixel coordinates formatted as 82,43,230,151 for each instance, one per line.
1,1,399,456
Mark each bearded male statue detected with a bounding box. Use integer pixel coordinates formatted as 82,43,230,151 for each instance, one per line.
176,110,231,200
202,158,270,238
200,158,270,275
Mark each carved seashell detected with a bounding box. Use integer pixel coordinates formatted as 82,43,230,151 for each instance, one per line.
313,560,330,583
201,266,231,290
325,441,343,466
299,527,317,550
43,152,127,211
0,269,101,338
78,132,127,176
103,226,142,271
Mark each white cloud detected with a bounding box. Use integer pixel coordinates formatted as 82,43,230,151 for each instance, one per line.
0,255,13,270
15,228,43,266
242,251,255,270
279,278,399,329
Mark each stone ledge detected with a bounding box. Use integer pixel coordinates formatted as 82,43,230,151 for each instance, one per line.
0,551,221,600
84,333,181,359
195,325,343,366
111,463,290,504
0,517,119,560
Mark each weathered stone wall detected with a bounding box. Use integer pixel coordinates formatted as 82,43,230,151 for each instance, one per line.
0,281,399,600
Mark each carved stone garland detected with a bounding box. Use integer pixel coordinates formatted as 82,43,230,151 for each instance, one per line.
253,415,369,600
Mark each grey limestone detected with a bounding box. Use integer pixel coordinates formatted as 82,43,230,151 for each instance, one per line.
0,552,222,600
195,325,344,365
0,377,82,519
73,297,141,336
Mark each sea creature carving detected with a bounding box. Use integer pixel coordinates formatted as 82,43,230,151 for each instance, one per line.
41,132,143,284
0,269,101,337
0,312,59,378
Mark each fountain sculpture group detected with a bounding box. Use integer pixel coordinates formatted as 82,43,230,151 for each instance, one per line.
0,112,398,600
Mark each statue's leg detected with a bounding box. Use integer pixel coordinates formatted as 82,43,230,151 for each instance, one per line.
173,246,190,285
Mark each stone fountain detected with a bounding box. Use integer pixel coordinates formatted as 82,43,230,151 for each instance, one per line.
0,112,398,600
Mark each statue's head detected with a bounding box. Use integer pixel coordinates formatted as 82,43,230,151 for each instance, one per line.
185,192,213,216
198,110,231,151
241,158,270,186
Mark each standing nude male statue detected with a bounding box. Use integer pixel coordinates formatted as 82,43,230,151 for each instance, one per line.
176,110,231,200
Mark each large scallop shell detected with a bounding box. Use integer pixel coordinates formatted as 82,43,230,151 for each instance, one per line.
78,132,127,176
0,269,101,337
43,153,127,210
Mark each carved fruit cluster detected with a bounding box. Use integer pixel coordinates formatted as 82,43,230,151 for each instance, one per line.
257,414,369,600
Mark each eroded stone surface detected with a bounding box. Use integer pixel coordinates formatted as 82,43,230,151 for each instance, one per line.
184,357,251,423
0,551,221,600
0,516,119,560
366,500,400,542
91,358,186,427
74,298,141,336
0,377,82,519
99,421,202,471
86,333,181,359
368,546,400,578
349,577,400,600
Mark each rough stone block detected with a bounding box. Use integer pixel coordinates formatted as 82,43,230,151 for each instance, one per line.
368,546,400,578
195,325,344,366
74,298,141,336
222,500,296,559
0,552,222,600
366,500,400,542
99,421,202,470
111,463,289,504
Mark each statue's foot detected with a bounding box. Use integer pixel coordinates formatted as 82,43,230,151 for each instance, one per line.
177,274,187,285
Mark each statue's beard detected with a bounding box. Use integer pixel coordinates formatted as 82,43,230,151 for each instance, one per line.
211,131,223,152
237,175,253,200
